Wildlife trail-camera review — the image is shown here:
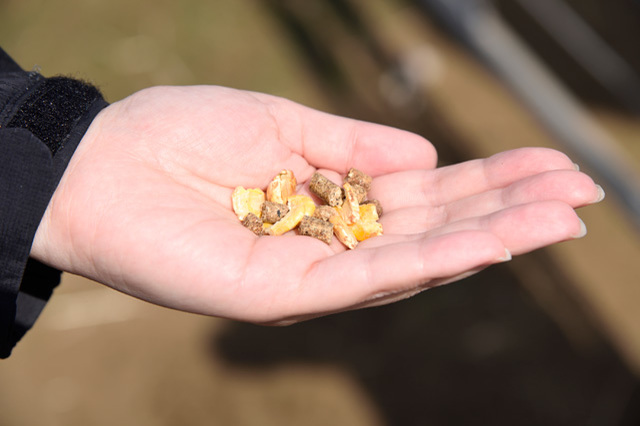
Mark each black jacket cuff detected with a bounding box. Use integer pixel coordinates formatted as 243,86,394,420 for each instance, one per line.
0,48,108,358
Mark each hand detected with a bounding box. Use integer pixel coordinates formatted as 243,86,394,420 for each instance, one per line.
31,86,603,324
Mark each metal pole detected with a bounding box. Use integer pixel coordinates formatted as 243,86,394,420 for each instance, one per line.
417,0,640,231
516,0,640,116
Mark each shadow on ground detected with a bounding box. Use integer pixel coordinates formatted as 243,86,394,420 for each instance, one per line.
213,264,640,426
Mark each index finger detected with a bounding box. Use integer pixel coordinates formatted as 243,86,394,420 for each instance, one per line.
262,94,438,175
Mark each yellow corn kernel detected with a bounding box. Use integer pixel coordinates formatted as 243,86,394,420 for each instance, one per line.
350,221,383,242
349,204,383,241
232,186,265,220
266,169,297,204
329,210,358,249
359,203,379,222
267,195,316,236
340,182,360,225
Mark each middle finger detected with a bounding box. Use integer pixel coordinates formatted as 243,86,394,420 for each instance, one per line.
381,169,602,233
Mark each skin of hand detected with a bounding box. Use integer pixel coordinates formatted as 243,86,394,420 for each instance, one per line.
30,85,604,324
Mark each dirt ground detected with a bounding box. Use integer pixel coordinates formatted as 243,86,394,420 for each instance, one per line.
1,1,639,425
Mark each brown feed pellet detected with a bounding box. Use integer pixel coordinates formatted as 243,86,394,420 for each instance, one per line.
298,215,333,244
241,212,264,236
344,168,372,192
309,172,344,207
261,201,290,224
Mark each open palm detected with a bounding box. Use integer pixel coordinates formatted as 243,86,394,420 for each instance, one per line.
32,86,602,323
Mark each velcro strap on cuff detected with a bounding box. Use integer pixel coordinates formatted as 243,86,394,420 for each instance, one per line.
6,76,104,156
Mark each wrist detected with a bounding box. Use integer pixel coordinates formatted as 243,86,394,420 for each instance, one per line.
2,72,108,269
29,106,107,270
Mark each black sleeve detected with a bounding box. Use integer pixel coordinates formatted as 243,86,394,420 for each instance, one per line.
0,47,109,358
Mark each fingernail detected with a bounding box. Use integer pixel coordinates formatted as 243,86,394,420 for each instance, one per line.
497,248,512,262
573,163,580,171
572,218,587,238
594,184,605,203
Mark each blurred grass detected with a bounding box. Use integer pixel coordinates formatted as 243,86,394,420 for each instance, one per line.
0,0,327,105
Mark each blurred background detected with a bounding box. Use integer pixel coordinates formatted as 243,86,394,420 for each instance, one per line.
1,0,640,424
